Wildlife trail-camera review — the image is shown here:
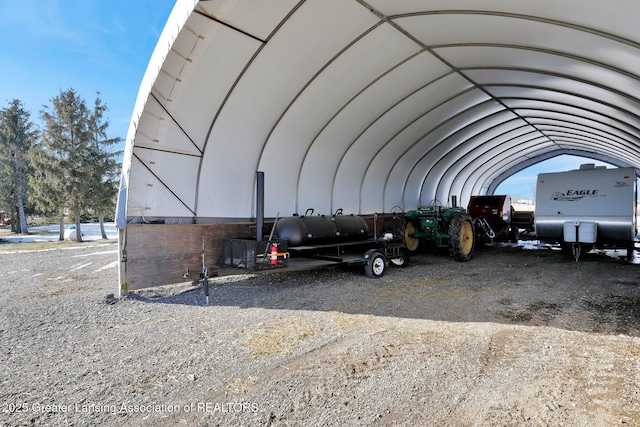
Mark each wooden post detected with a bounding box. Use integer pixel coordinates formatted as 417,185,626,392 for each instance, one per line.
118,227,128,296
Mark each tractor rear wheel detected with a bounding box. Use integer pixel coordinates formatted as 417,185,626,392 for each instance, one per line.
448,213,475,262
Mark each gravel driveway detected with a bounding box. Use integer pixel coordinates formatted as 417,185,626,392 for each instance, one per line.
1,241,639,426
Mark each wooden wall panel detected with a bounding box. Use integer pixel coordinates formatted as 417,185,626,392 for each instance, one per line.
122,222,254,292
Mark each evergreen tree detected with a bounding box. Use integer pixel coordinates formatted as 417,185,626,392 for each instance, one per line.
0,99,37,234
87,94,121,238
29,89,120,242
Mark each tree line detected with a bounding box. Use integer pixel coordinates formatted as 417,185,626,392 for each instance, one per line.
0,89,121,242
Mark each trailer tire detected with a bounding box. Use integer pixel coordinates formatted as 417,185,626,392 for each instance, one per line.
449,213,475,262
509,226,520,243
627,245,635,262
364,249,387,278
389,251,409,268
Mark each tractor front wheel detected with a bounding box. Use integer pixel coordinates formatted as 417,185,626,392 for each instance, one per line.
448,213,475,262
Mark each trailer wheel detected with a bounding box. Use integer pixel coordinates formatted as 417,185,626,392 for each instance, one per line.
449,213,475,262
627,245,635,262
389,251,409,268
364,249,387,278
400,219,420,253
509,226,520,243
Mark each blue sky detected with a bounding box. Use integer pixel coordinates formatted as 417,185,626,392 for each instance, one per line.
495,155,613,201
0,1,616,202
0,0,176,148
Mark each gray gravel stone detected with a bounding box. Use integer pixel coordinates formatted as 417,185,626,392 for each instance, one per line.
1,242,639,426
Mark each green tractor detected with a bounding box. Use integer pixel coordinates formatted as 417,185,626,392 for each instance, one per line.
397,201,475,262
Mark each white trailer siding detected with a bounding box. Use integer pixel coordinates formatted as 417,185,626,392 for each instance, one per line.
535,166,637,245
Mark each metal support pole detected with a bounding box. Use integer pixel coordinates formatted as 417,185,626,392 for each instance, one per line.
374,213,378,238
256,171,264,242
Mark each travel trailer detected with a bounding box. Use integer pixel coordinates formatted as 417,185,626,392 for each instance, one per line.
535,164,638,260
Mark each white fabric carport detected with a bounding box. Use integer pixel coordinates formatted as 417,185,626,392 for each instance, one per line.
116,0,640,227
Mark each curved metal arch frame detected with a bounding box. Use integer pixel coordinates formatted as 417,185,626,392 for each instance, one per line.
291,50,450,214
336,85,490,212
227,4,640,212
372,98,505,211
425,121,551,204
293,9,640,212
388,9,640,51
247,6,636,215
399,108,524,208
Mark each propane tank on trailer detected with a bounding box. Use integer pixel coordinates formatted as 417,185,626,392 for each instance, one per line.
274,209,338,246
274,209,370,246
331,208,369,240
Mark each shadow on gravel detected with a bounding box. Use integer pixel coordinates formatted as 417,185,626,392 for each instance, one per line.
120,245,640,337
118,284,205,306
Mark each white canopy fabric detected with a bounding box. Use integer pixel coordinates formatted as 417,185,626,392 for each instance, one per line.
116,0,640,228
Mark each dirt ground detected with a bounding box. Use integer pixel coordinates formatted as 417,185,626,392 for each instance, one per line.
1,241,640,426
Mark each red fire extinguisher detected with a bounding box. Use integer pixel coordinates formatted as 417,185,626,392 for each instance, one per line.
270,243,278,265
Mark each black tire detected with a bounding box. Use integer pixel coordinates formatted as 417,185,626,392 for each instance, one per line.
389,251,409,268
364,249,387,278
559,242,573,256
472,218,488,249
509,226,520,243
398,219,420,253
448,213,475,262
627,245,635,262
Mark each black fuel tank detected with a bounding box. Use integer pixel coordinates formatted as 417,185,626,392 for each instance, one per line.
332,214,369,240
274,211,369,246
274,214,338,246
